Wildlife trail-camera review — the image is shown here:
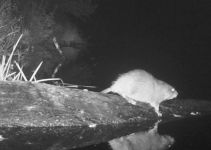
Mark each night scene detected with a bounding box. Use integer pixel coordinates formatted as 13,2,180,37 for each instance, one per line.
0,0,210,150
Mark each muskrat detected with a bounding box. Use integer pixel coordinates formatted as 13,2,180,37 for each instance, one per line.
102,69,178,116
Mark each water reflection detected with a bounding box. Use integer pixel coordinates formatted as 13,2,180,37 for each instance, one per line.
109,122,174,150
72,116,211,150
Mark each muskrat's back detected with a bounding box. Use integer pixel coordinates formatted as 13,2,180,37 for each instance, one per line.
104,69,155,101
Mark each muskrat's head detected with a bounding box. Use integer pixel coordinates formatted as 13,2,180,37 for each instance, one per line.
157,80,178,100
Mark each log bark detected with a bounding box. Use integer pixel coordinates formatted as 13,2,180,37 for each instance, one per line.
0,81,210,150
0,81,157,150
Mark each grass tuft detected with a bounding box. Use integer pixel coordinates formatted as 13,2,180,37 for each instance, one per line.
0,33,62,83
0,33,94,90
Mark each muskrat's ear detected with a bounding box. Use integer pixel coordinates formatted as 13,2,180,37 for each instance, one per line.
156,80,164,85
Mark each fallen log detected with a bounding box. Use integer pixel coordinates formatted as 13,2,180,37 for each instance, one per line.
0,81,157,150
0,81,210,150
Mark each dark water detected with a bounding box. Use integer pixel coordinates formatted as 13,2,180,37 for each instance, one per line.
74,115,211,150
159,116,211,150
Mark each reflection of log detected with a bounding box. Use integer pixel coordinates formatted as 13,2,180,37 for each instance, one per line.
0,81,210,150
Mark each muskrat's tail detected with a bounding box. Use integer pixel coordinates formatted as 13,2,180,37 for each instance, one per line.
101,88,111,93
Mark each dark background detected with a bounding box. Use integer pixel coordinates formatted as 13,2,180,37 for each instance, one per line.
87,0,211,100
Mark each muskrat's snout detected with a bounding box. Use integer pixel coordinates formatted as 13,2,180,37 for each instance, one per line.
172,88,178,99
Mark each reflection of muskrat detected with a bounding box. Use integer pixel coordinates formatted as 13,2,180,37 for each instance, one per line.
109,127,174,150
102,69,178,116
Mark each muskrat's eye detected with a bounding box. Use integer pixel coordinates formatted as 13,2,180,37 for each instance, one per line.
171,88,175,92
